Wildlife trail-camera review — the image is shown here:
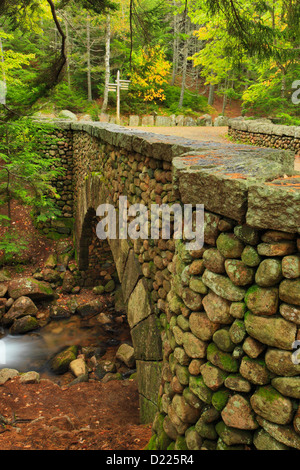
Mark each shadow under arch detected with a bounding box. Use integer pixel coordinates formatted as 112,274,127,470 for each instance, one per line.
75,174,163,424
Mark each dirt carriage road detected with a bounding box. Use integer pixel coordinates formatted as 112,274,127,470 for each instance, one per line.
129,125,229,144
130,126,300,171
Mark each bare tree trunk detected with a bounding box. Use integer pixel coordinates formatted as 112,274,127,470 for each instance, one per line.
179,2,190,108
87,15,92,102
171,1,179,86
222,77,229,114
101,14,111,113
208,83,215,106
65,18,71,88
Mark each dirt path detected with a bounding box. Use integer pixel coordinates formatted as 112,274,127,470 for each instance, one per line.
130,126,300,171
129,125,230,144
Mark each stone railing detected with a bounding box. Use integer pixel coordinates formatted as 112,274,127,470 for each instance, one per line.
36,120,300,450
228,118,300,154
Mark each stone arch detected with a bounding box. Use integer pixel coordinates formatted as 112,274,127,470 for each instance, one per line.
75,174,163,423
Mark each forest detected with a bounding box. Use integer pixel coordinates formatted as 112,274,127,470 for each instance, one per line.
0,0,299,453
0,0,299,124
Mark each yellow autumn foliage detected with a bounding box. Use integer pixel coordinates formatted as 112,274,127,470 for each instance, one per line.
129,46,171,103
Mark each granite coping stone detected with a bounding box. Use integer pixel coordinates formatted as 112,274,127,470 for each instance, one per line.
228,118,300,138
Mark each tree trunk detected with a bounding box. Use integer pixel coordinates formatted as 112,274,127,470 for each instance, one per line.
101,14,111,113
171,2,179,86
87,15,92,102
65,19,71,88
208,83,215,106
179,3,190,108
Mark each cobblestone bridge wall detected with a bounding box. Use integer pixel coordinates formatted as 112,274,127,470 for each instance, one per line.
41,121,300,450
228,118,300,155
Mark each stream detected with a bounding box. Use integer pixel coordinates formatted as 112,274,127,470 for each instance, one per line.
0,311,130,380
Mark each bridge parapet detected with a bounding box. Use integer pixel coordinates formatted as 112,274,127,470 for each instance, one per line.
39,121,300,449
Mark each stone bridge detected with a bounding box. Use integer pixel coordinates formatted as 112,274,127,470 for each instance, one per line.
41,121,300,450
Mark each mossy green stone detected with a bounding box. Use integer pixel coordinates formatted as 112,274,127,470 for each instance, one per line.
175,364,190,386
175,436,188,450
189,375,213,404
241,246,261,267
212,389,231,411
157,430,173,450
145,435,158,450
207,343,239,372
245,285,278,315
51,345,78,374
195,418,218,440
245,311,297,350
189,277,208,295
216,233,244,259
279,279,300,306
229,319,246,344
215,421,253,445
213,329,235,352
234,225,260,246
255,259,282,287
202,270,246,301
185,426,203,450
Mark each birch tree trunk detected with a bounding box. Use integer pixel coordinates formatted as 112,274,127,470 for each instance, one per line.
171,2,180,86
179,5,190,108
101,14,111,113
87,15,92,102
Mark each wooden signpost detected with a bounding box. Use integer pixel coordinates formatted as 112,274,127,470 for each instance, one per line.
108,70,130,124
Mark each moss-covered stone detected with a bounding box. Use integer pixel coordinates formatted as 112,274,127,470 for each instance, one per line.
185,426,203,450
212,389,231,411
195,418,218,440
250,386,294,425
207,343,239,373
255,259,282,287
202,270,246,302
234,225,260,246
51,345,78,374
245,285,279,316
229,319,246,344
244,311,297,350
216,233,244,259
215,421,253,446
239,356,271,385
279,279,300,306
189,375,213,404
225,260,255,287
10,315,39,335
241,245,261,267
174,436,188,450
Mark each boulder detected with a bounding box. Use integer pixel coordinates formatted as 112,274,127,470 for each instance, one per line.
214,116,229,127
197,114,212,127
51,346,78,374
76,299,104,318
10,315,39,335
58,110,77,121
116,343,135,368
3,296,38,325
69,358,88,377
0,284,8,298
8,277,54,300
0,368,19,385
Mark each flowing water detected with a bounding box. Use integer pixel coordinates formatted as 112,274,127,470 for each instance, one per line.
0,312,129,378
